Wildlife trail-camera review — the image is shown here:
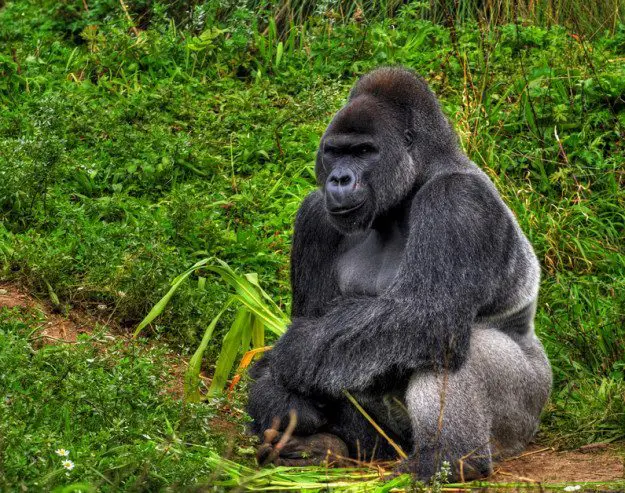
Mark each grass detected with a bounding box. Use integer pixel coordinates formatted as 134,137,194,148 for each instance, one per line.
0,307,252,490
0,0,624,489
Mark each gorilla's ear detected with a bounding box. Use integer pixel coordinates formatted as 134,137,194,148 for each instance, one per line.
404,129,414,148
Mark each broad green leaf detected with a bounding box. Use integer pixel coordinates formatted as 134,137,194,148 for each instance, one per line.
208,307,251,395
275,41,284,68
184,298,234,403
241,314,254,355
233,295,287,335
251,314,265,349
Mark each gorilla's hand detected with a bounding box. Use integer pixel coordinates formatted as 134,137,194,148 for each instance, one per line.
247,357,328,436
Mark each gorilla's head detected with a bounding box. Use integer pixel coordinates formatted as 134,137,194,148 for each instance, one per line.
315,67,459,233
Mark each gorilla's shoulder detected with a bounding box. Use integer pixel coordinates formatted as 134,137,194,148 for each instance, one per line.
415,170,506,217
293,189,343,241
299,189,324,211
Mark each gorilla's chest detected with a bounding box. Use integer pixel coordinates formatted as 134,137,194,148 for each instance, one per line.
336,227,407,296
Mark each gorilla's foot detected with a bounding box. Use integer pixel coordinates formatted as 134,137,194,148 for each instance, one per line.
257,431,349,467
394,455,491,482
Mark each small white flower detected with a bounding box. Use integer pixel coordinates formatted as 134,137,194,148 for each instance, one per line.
564,486,581,492
55,448,70,457
62,460,75,470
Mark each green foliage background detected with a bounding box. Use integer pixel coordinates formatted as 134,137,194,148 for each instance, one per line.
0,0,624,489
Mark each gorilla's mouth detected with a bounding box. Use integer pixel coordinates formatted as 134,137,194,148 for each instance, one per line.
328,201,366,216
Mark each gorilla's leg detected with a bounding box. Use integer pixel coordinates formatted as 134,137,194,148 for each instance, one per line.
325,395,413,462
402,367,492,480
402,328,551,481
255,398,409,466
257,430,350,467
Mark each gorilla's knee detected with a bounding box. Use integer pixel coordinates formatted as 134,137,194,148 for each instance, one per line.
404,369,493,480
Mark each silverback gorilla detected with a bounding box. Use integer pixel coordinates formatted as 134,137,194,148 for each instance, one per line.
247,67,552,481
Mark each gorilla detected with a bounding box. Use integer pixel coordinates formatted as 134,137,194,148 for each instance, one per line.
246,67,552,481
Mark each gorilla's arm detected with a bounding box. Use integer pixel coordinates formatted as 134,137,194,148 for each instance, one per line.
290,190,343,318
271,172,521,397
245,190,344,434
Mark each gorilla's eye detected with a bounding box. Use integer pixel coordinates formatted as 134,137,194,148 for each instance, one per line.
354,144,375,156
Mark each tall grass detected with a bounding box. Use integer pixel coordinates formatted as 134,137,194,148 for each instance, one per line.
237,0,624,35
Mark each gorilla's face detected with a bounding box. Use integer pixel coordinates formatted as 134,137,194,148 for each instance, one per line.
315,95,417,233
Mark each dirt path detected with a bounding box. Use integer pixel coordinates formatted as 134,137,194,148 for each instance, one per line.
491,445,624,482
0,281,94,342
1,282,623,484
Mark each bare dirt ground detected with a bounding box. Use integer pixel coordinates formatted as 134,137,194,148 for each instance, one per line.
1,282,623,484
0,281,92,342
491,445,624,483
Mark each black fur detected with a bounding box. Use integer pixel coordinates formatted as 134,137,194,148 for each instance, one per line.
246,67,551,481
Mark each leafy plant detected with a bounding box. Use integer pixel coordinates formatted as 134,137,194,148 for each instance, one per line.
134,258,288,401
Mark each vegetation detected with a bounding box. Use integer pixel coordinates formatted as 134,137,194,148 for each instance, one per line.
0,0,624,490
0,308,239,490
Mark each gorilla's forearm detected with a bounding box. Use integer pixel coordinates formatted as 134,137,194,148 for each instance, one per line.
271,297,473,397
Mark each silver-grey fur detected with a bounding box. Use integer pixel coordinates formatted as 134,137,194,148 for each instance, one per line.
246,67,552,481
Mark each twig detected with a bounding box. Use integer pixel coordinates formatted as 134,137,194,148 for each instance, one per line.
495,469,540,482
343,390,408,460
503,446,553,462
29,334,78,344
119,0,140,37
273,410,297,453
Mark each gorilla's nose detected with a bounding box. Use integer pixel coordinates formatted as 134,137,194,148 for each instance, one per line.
327,167,356,195
326,168,362,212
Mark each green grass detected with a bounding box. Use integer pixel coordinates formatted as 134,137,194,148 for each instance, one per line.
0,307,255,490
0,0,624,489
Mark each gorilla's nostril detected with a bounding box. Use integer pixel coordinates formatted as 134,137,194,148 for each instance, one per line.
327,168,356,190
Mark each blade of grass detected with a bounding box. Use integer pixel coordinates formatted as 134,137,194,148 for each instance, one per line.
208,306,251,395
133,257,212,338
184,297,234,402
343,390,408,460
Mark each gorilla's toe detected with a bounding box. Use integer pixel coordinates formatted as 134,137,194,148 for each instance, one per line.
256,432,349,467
256,442,276,466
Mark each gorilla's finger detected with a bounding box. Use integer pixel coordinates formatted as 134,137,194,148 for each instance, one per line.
256,443,276,466
263,428,280,444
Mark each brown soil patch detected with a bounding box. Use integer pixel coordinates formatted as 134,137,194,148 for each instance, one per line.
0,282,201,399
0,282,93,342
491,445,624,483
